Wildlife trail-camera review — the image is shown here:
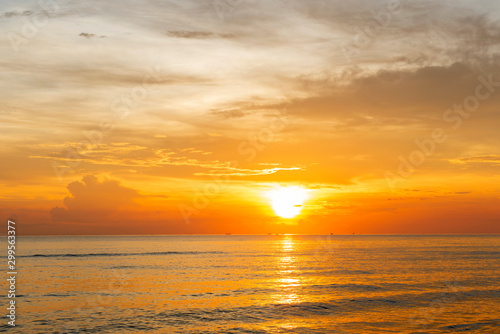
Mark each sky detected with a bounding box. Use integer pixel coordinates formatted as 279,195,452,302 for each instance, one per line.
1,0,500,234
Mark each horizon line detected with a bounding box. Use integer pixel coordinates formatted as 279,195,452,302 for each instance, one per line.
4,233,499,237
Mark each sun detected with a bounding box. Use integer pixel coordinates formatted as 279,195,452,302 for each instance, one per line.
266,186,309,219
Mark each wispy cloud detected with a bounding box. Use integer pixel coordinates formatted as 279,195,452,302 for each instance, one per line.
1,10,34,18
79,32,106,39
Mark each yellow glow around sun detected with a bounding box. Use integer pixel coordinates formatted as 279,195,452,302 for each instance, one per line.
266,186,309,218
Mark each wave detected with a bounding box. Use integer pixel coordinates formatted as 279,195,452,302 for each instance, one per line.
20,251,225,258
441,320,500,331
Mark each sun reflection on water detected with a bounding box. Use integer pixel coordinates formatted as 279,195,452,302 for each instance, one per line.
272,236,305,305
282,238,294,252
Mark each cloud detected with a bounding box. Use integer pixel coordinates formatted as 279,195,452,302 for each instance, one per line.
31,141,305,180
210,108,247,119
166,31,211,39
1,10,34,18
164,30,234,40
51,175,141,223
79,32,106,39
193,166,303,177
447,155,500,169
79,32,96,39
456,155,500,164
288,61,500,124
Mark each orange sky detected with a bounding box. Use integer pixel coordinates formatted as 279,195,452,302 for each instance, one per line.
1,0,500,234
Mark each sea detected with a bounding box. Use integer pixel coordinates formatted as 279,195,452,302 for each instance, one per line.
1,235,499,333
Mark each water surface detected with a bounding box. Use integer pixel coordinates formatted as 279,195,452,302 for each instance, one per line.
2,235,499,333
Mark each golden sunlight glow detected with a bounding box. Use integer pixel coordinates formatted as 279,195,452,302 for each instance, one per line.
266,186,309,219
271,236,304,305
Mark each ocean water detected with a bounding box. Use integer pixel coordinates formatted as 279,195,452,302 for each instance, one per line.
1,235,499,333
